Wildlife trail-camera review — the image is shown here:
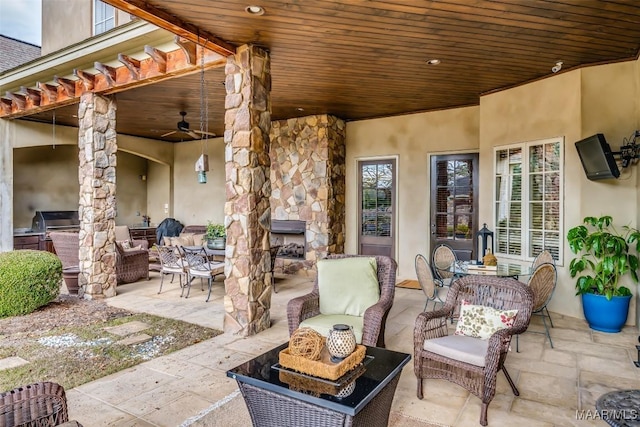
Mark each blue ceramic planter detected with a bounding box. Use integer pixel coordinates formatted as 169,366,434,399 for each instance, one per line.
581,293,632,333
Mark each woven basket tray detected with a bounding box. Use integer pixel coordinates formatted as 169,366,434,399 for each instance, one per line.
278,344,366,381
278,363,365,396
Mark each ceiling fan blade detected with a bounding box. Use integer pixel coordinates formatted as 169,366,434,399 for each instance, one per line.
160,130,177,137
186,130,201,139
195,130,217,137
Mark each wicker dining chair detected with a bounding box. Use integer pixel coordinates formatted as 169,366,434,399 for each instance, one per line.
516,262,557,351
431,244,457,285
0,381,83,427
531,249,555,270
287,254,397,348
414,254,447,312
414,275,534,426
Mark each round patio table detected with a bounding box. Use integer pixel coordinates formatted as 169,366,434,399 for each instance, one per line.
596,389,640,426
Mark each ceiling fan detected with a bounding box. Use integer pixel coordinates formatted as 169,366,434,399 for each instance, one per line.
160,111,215,140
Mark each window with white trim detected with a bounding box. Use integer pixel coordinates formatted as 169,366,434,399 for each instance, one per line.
494,137,563,264
94,0,115,35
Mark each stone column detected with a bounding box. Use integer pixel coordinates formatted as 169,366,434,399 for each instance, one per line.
0,119,13,252
223,45,272,335
77,93,117,299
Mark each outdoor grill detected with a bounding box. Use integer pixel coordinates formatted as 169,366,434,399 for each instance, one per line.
31,210,80,236
30,211,80,251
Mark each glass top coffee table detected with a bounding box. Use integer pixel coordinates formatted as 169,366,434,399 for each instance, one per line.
227,342,411,427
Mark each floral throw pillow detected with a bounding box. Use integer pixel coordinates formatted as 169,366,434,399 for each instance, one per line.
454,300,518,340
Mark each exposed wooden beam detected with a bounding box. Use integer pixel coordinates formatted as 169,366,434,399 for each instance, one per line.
1,43,225,119
143,46,167,73
175,36,197,65
22,87,42,105
37,82,58,102
6,92,26,110
103,0,235,57
0,98,12,115
118,53,141,79
53,76,77,97
74,69,96,90
94,62,117,86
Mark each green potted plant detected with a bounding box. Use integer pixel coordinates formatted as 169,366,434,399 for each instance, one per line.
567,215,640,332
206,222,226,250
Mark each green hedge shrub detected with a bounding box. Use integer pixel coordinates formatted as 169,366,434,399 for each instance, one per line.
0,250,62,318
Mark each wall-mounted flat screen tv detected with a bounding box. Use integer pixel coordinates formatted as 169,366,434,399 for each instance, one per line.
575,134,620,181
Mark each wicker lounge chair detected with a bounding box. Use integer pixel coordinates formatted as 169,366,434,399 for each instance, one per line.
414,275,533,426
287,254,397,348
0,381,83,427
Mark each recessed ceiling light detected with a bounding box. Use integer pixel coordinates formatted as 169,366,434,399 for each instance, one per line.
245,5,265,15
296,107,304,112
426,59,441,65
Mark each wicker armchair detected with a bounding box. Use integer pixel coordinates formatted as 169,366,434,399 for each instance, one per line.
49,232,81,295
114,225,148,250
50,231,148,286
287,254,397,348
114,243,149,284
0,381,83,427
49,232,79,270
414,275,533,426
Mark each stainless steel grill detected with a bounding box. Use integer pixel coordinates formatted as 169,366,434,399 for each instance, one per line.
31,211,80,236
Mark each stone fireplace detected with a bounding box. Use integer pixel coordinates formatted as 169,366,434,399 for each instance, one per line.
270,114,346,274
271,219,306,259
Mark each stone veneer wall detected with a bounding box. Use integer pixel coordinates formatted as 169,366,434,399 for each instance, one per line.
223,45,272,336
270,115,346,274
77,93,118,298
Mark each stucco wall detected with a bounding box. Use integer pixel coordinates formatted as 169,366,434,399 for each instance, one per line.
146,161,171,224
479,61,638,321
172,138,226,227
42,0,132,55
345,106,480,280
13,145,79,228
10,120,173,230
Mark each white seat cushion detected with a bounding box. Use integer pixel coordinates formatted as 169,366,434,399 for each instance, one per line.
300,314,364,344
423,335,488,367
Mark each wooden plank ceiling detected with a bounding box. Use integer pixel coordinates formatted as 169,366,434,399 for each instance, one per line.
20,0,640,142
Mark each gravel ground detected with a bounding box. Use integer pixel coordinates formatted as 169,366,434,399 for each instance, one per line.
0,294,131,338
0,294,219,391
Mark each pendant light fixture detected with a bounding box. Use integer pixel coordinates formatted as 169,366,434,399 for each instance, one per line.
195,38,210,184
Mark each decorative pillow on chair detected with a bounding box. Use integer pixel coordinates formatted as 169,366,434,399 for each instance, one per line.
193,233,206,246
168,234,195,247
454,300,518,340
117,239,132,250
318,257,380,317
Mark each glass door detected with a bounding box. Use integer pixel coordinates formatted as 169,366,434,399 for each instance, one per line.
358,159,395,257
430,154,478,261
